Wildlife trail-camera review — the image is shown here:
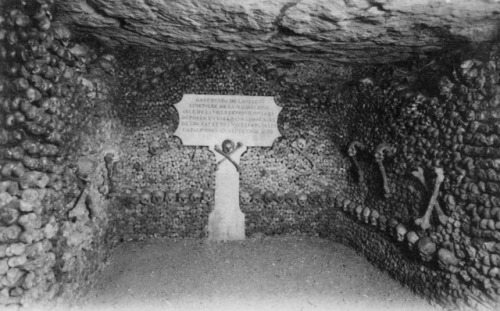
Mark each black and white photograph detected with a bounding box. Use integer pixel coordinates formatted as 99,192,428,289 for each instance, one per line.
0,0,499,310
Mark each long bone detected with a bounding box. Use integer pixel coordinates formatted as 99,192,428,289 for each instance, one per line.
217,142,243,166
414,167,447,230
104,153,119,196
68,178,91,222
374,143,393,198
291,140,315,169
191,148,197,161
348,141,366,182
214,145,241,172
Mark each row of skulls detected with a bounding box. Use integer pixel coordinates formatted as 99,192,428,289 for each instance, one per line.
135,188,214,205
132,188,333,208
334,195,460,272
134,187,460,271
240,190,331,206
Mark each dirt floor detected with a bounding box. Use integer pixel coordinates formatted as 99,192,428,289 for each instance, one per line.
72,236,436,311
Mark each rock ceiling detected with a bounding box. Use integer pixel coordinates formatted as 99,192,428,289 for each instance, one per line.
56,0,500,63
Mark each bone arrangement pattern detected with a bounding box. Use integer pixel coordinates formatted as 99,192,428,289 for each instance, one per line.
1,0,500,309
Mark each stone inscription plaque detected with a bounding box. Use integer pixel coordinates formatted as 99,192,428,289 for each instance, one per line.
174,94,282,147
173,94,282,241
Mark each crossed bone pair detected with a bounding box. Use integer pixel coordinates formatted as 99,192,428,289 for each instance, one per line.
214,142,243,172
291,140,315,169
412,167,448,230
347,141,392,197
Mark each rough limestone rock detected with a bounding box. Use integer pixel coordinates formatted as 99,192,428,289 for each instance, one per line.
56,0,500,63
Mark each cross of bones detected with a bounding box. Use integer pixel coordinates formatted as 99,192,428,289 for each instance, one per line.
291,140,315,169
215,141,243,172
412,167,448,230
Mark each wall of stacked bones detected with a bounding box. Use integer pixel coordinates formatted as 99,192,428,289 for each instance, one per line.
0,0,123,307
0,0,500,310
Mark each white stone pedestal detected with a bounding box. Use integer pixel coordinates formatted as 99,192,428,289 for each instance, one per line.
208,145,247,241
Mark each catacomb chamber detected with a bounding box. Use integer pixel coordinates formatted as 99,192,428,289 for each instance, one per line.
1,0,500,310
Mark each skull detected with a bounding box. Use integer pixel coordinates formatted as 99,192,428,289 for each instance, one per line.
203,189,214,203
172,136,182,146
406,231,419,250
335,196,344,209
358,77,374,91
355,205,363,221
347,144,357,157
151,190,165,204
417,237,436,262
437,248,459,272
240,191,251,204
165,190,177,204
341,199,351,212
459,60,479,83
139,191,152,205
190,190,202,203
297,193,308,207
284,192,297,205
395,223,407,242
222,139,235,154
275,191,286,204
133,162,142,171
362,207,371,224
318,193,328,205
295,137,307,150
347,202,357,215
378,215,387,232
251,191,262,204
263,191,275,204
128,191,141,205
308,192,319,205
438,76,455,97
388,218,399,235
148,141,162,155
178,190,189,204
369,210,379,227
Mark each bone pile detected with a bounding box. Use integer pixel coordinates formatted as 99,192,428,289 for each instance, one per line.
108,48,350,241
240,190,332,237
336,45,500,310
0,0,123,308
1,0,500,309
